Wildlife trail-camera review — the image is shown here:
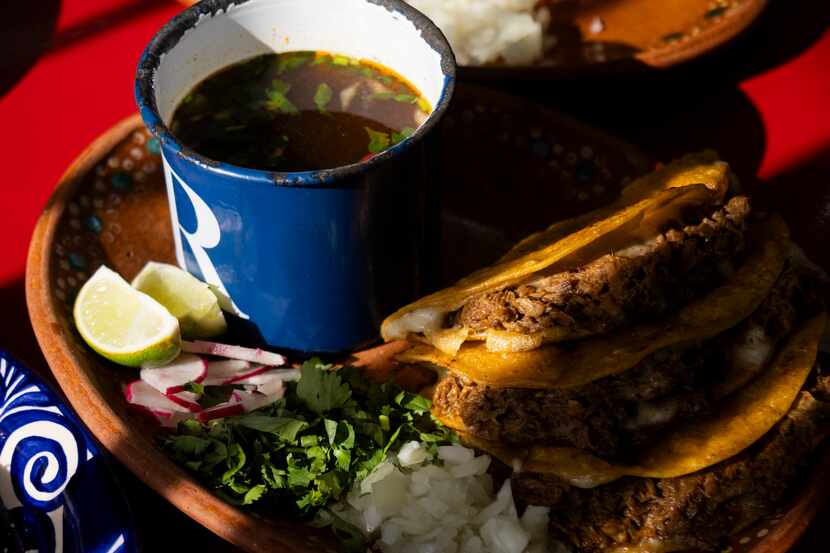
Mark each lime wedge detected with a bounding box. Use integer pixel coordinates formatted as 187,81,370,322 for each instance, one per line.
131,261,227,339
74,266,181,367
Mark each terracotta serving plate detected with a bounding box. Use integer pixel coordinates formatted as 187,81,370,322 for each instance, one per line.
26,85,828,553
523,0,768,74
176,0,767,77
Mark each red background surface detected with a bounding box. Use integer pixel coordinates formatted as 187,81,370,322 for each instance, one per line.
1,1,829,551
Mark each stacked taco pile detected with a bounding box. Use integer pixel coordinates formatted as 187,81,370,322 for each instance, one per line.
382,152,829,552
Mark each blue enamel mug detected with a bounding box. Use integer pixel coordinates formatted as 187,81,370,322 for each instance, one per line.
135,0,455,352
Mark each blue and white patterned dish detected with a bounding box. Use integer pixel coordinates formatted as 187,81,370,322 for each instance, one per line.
0,351,137,553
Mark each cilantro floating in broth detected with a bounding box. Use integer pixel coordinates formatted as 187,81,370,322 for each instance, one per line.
163,358,456,518
264,79,299,115
369,91,396,101
313,83,333,112
394,94,418,104
366,128,391,154
391,127,416,145
169,51,431,171
311,54,331,66
277,52,313,75
369,92,417,105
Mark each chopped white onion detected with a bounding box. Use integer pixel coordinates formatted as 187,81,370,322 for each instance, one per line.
450,454,491,478
398,441,431,467
438,445,475,465
329,442,559,552
481,516,530,553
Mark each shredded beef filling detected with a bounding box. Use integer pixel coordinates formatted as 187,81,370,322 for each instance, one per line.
432,265,817,461
433,347,714,461
453,196,752,339
511,373,830,553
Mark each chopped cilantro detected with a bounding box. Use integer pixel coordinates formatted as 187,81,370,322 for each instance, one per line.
164,358,456,521
311,54,331,66
368,91,395,101
236,414,309,441
332,55,350,66
391,127,416,145
277,53,312,75
183,381,205,395
313,83,333,112
365,128,391,154
296,360,351,413
243,484,266,505
393,94,417,104
265,79,299,115
197,385,236,409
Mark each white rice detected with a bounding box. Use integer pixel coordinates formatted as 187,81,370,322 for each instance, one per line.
329,441,561,553
407,0,549,66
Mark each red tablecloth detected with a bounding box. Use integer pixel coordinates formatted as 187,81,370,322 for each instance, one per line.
1,1,829,551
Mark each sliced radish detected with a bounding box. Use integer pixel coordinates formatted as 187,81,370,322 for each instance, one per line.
222,366,272,384
202,359,252,385
256,376,285,397
182,340,286,366
196,391,281,422
205,364,268,385
228,370,287,399
146,409,193,429
197,402,244,422
234,367,300,384
125,380,191,413
140,353,207,395
236,390,284,411
166,390,202,413
164,412,193,428
274,368,300,382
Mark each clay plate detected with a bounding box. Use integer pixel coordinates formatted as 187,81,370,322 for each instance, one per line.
469,0,769,77
26,85,827,552
176,0,767,77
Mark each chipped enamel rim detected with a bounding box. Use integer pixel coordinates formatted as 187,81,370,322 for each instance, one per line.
135,0,455,188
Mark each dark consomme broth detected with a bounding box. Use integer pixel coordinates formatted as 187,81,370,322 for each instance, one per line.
170,51,432,171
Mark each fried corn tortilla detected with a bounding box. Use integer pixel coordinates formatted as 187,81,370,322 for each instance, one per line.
441,313,826,488
399,216,789,390
500,150,733,263
382,152,731,350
